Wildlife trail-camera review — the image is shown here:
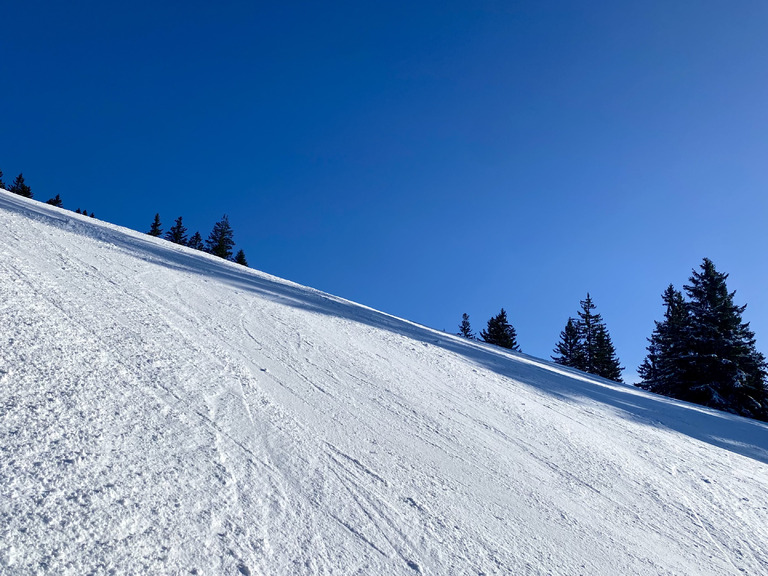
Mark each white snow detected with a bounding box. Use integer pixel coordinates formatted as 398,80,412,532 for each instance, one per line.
1,188,767,575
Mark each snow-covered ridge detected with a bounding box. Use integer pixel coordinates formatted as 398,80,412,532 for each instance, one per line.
1,188,767,575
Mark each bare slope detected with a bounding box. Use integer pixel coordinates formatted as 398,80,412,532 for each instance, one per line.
1,190,767,575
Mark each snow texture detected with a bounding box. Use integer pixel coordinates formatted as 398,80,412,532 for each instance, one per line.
1,189,767,575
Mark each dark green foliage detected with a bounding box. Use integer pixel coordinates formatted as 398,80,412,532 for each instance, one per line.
75,208,82,214
593,325,623,382
457,313,475,340
638,285,689,396
553,295,623,381
552,317,583,367
46,194,63,207
640,259,768,420
148,213,162,236
9,173,32,198
575,293,623,381
187,231,204,251
0,169,6,189
234,249,248,266
165,216,188,245
481,308,520,351
206,215,235,259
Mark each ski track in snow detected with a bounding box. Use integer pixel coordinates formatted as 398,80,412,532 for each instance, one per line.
1,190,768,575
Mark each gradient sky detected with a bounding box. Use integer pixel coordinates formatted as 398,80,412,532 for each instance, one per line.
3,0,767,380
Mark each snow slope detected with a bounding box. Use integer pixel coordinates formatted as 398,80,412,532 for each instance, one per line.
1,189,767,576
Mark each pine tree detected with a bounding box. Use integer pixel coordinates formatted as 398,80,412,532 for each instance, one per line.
481,308,520,351
0,169,6,189
637,285,689,395
148,213,163,236
46,194,63,207
187,231,204,251
234,249,248,266
206,215,235,259
9,173,32,198
165,216,188,245
75,208,82,214
90,212,95,218
552,317,583,368
457,313,475,340
592,324,623,382
680,259,767,419
571,293,623,381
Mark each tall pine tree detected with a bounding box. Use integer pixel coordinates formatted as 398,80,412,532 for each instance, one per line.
682,259,766,418
457,313,475,339
206,215,235,259
0,169,6,189
165,216,188,245
638,261,768,420
554,294,623,381
637,285,689,396
9,173,32,198
481,309,520,351
148,213,163,236
552,317,583,368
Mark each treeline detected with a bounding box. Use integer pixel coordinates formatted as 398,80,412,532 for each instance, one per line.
146,213,248,266
1,167,248,266
458,293,622,381
0,170,92,214
458,258,768,421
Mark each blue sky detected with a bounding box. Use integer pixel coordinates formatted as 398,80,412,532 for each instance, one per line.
3,1,767,380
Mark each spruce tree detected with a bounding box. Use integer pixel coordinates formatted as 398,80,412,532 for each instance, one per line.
552,317,583,368
46,194,63,207
481,308,520,351
592,324,623,382
9,173,32,198
638,285,689,396
234,249,248,266
0,169,6,189
571,293,623,381
681,259,767,419
206,215,235,259
165,216,188,245
187,231,204,251
457,313,475,340
148,213,163,236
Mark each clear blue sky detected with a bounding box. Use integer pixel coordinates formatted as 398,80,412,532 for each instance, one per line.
3,1,767,380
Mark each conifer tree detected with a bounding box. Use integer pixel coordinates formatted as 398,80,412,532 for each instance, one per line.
46,194,63,207
637,285,689,395
165,216,188,245
481,308,520,351
234,249,248,266
681,259,766,418
575,294,622,380
148,213,162,236
75,208,82,214
552,317,583,368
187,231,204,251
90,212,95,218
9,173,32,198
206,215,235,259
457,313,475,340
0,169,6,189
592,324,623,382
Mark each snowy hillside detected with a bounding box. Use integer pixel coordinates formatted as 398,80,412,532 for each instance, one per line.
2,189,767,576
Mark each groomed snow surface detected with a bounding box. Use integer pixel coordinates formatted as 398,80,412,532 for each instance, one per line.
1,189,767,576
